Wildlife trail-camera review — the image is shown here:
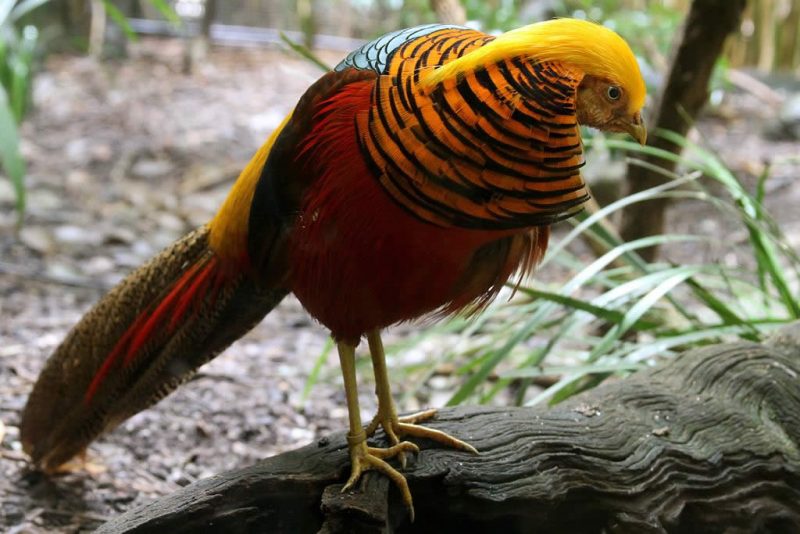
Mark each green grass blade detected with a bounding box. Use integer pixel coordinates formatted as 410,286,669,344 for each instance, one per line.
537,267,701,405
667,132,800,317
623,322,785,362
604,132,799,318
525,371,586,407
102,0,137,42
755,162,769,210
513,286,660,330
448,236,700,406
0,83,25,222
146,0,181,26
10,56,27,121
301,338,334,403
683,275,759,339
501,361,643,379
279,31,330,72
446,304,551,406
543,171,701,267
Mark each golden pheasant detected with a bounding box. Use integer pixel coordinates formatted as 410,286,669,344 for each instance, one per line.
21,19,646,518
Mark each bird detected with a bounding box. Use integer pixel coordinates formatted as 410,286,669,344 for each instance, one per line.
21,19,646,519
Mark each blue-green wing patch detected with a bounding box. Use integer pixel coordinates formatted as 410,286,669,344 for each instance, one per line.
335,24,466,74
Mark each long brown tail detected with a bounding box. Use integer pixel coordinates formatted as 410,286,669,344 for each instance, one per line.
21,226,287,471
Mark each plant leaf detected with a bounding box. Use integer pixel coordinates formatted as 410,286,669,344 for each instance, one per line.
10,0,52,22
0,0,14,27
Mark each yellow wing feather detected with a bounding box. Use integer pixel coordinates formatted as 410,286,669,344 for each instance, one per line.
208,111,293,261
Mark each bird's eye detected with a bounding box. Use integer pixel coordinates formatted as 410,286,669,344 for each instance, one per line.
607,85,622,101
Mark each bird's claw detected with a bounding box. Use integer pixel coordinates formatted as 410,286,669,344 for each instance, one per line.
342,432,419,520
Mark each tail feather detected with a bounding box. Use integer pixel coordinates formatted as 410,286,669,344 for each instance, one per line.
84,254,221,404
21,226,287,471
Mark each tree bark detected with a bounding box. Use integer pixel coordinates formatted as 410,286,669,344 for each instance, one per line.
97,322,800,533
619,0,747,261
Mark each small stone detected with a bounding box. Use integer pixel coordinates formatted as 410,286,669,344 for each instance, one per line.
574,404,601,417
19,226,55,254
54,224,104,246
156,212,186,233
0,179,15,204
289,427,313,443
66,170,93,188
764,94,800,141
91,142,113,162
27,188,64,211
65,138,91,164
131,158,175,178
85,255,115,275
132,240,155,258
45,261,84,283
104,226,137,245
428,376,449,390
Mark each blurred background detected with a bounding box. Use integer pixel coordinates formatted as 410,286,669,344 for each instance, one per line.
2,0,800,531
12,0,800,68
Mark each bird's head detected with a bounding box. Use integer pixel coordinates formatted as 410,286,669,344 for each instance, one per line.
575,74,647,145
424,18,647,145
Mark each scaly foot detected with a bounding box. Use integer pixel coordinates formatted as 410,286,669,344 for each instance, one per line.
342,430,420,519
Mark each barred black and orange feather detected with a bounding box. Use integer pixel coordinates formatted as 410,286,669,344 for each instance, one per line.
356,27,589,228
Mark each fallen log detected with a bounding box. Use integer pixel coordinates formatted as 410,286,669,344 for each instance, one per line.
98,324,800,533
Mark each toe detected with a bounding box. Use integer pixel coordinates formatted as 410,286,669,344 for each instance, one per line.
397,408,438,425
396,423,478,454
368,440,419,459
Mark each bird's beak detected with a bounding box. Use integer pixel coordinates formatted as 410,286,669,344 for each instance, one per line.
624,111,647,145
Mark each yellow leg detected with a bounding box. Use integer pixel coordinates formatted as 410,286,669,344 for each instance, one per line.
337,340,419,520
364,330,478,463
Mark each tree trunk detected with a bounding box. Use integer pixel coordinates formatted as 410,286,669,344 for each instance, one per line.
96,322,800,533
619,0,747,261
182,0,218,74
88,0,106,58
429,0,466,26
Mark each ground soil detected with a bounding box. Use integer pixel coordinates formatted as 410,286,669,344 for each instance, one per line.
1,37,799,533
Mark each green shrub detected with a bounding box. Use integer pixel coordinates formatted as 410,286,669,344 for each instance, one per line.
0,0,51,225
